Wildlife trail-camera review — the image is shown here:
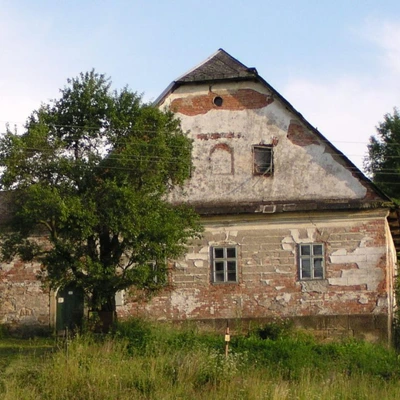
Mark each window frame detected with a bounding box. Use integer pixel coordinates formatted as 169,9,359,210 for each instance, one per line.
298,243,325,280
253,145,273,176
211,246,238,284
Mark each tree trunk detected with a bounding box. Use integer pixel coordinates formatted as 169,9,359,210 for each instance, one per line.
91,291,117,333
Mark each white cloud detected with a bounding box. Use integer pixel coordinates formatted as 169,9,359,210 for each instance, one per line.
281,19,400,171
363,19,400,75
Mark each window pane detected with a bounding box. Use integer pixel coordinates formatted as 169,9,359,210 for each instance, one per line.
227,261,236,272
313,258,323,278
227,247,236,258
313,245,323,256
215,261,224,272
300,245,310,256
214,248,224,258
301,259,311,278
227,272,236,282
215,272,224,282
254,147,272,174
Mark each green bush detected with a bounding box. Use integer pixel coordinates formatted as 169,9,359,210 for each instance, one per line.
250,318,294,340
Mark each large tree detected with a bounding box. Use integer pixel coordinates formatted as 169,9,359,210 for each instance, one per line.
0,71,201,313
365,108,400,202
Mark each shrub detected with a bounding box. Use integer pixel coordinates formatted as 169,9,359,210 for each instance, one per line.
250,318,294,340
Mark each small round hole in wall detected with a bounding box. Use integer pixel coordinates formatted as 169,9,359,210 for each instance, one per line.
213,96,223,107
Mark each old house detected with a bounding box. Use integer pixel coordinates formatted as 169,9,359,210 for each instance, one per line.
119,49,399,343
0,49,398,342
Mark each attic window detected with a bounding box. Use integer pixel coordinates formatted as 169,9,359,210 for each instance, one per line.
213,96,223,107
253,145,273,176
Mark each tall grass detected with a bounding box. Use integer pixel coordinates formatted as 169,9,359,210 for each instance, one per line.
1,319,400,399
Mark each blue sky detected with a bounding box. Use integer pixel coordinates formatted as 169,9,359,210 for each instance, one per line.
1,0,400,170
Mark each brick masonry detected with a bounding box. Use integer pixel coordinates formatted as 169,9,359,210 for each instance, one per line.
170,89,274,116
121,211,395,343
0,258,50,330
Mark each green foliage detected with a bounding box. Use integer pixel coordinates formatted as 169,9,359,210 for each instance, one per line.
0,70,202,312
249,318,294,340
232,333,400,381
114,319,222,356
365,107,400,202
364,108,400,348
2,321,400,399
0,325,9,340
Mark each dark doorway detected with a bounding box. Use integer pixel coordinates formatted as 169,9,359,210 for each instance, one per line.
56,284,84,332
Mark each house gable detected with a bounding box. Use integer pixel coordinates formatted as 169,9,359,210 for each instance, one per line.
158,49,389,212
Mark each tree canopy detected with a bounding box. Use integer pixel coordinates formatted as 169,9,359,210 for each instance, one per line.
0,70,202,312
365,108,400,202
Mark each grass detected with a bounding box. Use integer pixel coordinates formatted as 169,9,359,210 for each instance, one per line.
1,320,400,399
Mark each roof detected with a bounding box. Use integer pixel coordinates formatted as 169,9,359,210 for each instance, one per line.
175,48,258,83
154,49,258,104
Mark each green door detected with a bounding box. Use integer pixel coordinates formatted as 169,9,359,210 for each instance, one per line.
56,284,84,331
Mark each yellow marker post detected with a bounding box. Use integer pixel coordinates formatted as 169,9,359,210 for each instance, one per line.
225,324,230,357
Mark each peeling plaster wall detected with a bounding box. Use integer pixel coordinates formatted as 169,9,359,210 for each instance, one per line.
0,258,50,329
163,81,369,204
125,209,393,341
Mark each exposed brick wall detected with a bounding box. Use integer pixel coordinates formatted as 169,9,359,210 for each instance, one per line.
197,132,241,140
123,212,393,342
287,120,320,146
0,258,50,329
170,89,274,116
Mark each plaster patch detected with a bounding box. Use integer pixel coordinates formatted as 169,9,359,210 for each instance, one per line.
194,260,204,267
329,240,385,290
174,262,187,270
282,243,293,251
300,280,328,293
275,268,292,274
281,236,294,251
376,297,388,307
276,293,291,303
170,289,201,316
333,248,347,256
285,228,317,245
185,253,209,261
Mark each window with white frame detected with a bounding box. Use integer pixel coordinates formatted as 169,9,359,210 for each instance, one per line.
299,243,324,280
212,246,238,283
253,145,273,176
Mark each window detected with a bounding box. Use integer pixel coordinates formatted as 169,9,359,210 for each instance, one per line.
212,246,238,283
253,145,273,176
299,244,324,280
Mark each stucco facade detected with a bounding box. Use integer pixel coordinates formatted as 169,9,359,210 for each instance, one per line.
166,81,369,205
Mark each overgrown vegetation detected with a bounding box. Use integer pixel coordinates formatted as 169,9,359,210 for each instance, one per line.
1,319,400,399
